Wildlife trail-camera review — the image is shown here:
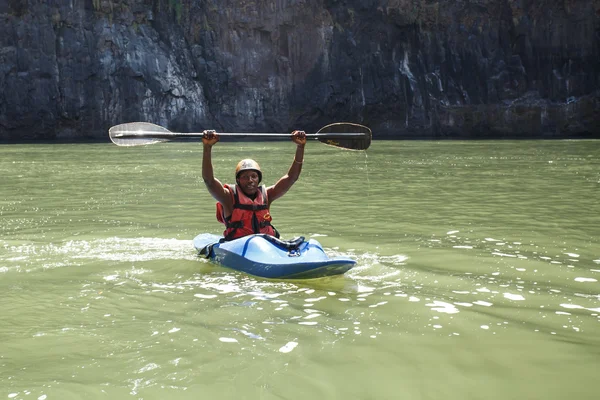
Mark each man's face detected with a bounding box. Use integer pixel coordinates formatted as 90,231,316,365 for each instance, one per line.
237,170,260,196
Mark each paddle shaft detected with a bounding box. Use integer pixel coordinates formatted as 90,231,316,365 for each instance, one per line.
109,121,372,150
111,131,367,139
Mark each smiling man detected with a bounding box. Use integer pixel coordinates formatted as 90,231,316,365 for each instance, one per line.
201,129,306,240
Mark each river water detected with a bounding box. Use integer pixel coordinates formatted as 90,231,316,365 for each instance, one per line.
1,139,599,399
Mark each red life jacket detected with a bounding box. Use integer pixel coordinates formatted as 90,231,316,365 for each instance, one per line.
216,184,279,240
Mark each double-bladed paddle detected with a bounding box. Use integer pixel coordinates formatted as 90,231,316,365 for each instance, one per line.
109,122,371,150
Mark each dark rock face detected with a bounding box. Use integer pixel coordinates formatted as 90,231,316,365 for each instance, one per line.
1,0,598,140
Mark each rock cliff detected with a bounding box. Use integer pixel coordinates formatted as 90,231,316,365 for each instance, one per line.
1,0,598,140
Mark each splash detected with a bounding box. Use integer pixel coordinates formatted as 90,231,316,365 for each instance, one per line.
0,237,198,273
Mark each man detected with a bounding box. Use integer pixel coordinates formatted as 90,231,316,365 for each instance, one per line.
202,129,307,240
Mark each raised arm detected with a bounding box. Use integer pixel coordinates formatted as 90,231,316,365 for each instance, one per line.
267,130,306,204
202,130,231,204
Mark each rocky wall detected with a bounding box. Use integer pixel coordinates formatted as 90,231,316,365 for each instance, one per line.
0,0,598,140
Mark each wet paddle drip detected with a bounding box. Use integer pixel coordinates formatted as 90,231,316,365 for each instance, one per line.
364,151,370,209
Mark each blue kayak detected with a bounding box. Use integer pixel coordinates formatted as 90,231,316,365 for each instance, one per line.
193,233,356,279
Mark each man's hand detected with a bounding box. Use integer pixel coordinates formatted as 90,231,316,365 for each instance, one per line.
202,130,219,147
291,130,306,147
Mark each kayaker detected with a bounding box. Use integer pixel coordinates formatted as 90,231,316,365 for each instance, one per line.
202,129,307,240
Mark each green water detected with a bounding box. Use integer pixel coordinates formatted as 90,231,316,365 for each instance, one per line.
1,140,599,399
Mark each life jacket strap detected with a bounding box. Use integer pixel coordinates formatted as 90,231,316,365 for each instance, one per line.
235,204,269,211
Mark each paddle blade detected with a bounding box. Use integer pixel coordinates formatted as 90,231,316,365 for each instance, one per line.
316,123,372,150
109,122,173,146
